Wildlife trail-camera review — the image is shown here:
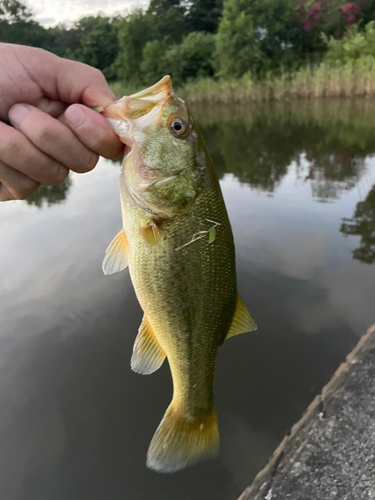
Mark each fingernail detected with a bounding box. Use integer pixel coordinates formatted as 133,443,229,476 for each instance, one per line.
8,104,30,125
93,93,116,106
65,105,86,127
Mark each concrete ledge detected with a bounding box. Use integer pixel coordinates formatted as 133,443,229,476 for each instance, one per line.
239,322,375,500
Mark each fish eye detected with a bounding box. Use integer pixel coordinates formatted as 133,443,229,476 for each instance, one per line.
169,118,186,137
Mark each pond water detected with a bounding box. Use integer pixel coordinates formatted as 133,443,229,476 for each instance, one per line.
1,99,375,500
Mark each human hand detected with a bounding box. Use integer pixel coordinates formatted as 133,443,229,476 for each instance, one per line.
0,43,124,201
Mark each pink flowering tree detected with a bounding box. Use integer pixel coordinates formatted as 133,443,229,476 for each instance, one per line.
296,0,327,31
341,3,361,25
296,0,364,42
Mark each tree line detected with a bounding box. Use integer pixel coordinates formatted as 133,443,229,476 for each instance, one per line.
1,0,375,87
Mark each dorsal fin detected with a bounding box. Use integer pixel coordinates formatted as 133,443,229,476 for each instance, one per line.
131,315,166,375
102,229,129,275
226,295,257,340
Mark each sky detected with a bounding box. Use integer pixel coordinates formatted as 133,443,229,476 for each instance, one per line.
29,0,148,26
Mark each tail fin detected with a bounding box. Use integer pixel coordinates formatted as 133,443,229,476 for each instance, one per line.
146,403,219,473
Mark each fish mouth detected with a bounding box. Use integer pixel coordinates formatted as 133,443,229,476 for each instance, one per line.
101,76,173,122
128,76,173,105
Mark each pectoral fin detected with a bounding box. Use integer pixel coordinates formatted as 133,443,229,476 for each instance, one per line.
102,229,129,275
141,220,160,244
226,295,257,340
131,315,166,375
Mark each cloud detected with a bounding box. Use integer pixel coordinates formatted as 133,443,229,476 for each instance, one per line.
35,16,56,26
31,0,148,27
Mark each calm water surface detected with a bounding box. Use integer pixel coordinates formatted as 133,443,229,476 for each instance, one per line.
1,99,375,500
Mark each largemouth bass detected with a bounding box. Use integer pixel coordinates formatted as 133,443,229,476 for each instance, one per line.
100,76,257,473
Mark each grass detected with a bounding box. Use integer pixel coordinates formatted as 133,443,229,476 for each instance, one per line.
111,58,375,104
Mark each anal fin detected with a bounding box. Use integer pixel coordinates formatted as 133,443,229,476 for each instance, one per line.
131,315,166,375
102,229,129,275
226,294,257,340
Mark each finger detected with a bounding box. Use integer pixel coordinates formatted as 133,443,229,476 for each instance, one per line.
36,97,67,118
8,104,98,173
0,159,40,200
64,104,124,160
0,121,69,186
0,183,14,202
15,47,115,107
0,46,114,121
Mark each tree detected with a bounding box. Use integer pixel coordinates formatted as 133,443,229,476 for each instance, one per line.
215,0,302,78
112,9,158,84
41,24,81,58
140,40,168,85
186,0,224,33
0,0,50,47
340,185,375,264
70,16,120,80
164,32,216,86
25,177,72,208
359,0,375,26
0,0,32,22
323,20,375,65
294,0,363,54
147,0,187,42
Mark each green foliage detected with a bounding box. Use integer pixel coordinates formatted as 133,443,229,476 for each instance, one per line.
25,177,72,207
341,185,375,264
140,40,168,85
41,24,80,57
138,31,215,87
0,0,31,22
359,0,375,27
147,0,187,42
69,16,120,80
0,0,50,47
112,9,158,84
186,0,223,33
164,32,216,87
215,0,302,78
110,80,141,99
324,21,375,66
0,18,47,46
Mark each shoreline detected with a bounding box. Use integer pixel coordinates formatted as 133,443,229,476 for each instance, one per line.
111,61,375,105
238,322,375,500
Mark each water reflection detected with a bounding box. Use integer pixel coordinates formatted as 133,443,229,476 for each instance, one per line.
25,177,72,208
303,155,366,201
341,185,375,264
195,99,375,200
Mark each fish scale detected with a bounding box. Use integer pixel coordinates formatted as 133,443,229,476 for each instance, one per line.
125,177,237,415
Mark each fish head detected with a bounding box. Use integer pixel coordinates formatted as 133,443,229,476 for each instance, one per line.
101,76,206,217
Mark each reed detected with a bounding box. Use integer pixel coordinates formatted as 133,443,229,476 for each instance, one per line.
110,58,375,105
180,59,375,105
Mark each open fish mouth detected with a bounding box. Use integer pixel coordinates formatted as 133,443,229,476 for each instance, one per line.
126,76,173,109
100,76,173,126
